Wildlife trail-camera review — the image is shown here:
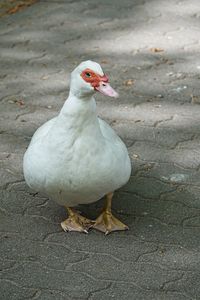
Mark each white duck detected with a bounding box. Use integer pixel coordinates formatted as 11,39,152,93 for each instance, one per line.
23,60,131,234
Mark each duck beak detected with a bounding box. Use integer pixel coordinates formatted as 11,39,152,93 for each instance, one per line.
95,82,119,98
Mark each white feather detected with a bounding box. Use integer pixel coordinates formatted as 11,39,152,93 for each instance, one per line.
23,61,131,207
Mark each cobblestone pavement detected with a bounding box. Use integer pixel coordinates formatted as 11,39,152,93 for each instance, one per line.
1,0,200,299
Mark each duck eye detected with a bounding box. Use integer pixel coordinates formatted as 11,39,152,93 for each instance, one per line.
85,72,91,77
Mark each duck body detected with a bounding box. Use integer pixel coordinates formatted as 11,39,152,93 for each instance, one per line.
24,93,131,207
24,60,131,234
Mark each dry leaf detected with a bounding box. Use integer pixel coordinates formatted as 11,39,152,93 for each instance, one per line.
6,0,37,15
15,99,25,106
101,60,108,64
8,99,24,106
143,163,154,171
150,47,164,53
191,94,200,104
41,75,49,80
124,79,135,86
7,4,23,14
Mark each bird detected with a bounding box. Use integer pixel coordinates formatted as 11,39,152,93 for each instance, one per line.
23,60,131,235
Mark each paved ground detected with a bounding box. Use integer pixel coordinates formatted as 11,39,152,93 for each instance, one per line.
0,0,200,299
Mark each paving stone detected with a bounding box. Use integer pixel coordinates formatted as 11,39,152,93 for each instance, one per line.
113,191,199,226
32,289,86,300
0,258,17,271
138,244,200,272
134,217,200,250
1,0,200,299
0,209,59,241
0,234,88,270
68,254,183,290
124,176,176,199
0,261,109,296
45,231,158,262
162,187,200,209
0,280,37,300
164,271,200,299
89,282,189,300
129,141,200,169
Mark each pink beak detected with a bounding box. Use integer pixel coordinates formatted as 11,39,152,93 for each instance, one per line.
95,82,119,98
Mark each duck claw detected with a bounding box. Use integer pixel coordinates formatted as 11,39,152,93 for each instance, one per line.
61,212,94,233
93,210,129,235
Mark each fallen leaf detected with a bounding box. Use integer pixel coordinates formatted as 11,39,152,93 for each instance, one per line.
7,4,23,14
8,99,25,106
6,0,37,15
41,75,49,80
124,79,135,86
166,60,174,65
101,60,108,64
191,94,200,104
150,47,164,53
110,120,117,125
143,163,154,171
15,99,25,106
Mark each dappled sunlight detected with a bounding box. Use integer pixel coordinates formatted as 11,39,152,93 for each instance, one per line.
1,1,200,298
0,47,45,61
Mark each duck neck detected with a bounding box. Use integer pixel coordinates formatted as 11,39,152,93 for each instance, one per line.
60,91,97,117
59,92,99,132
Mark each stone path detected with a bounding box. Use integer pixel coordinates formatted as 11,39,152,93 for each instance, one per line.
0,0,200,299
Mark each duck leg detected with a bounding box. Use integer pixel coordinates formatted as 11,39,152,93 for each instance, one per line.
93,192,129,235
61,207,94,233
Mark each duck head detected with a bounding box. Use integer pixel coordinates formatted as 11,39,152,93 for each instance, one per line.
70,60,118,99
